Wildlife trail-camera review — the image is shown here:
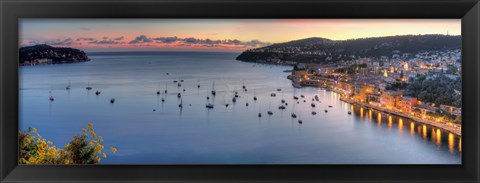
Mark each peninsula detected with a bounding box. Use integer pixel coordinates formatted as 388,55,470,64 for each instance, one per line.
19,44,90,66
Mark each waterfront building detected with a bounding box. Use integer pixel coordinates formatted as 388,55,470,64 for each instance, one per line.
354,85,374,103
401,96,418,114
367,93,382,106
380,90,402,109
414,104,437,119
440,104,461,114
293,70,308,78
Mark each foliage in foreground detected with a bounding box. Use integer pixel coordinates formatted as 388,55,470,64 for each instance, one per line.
19,123,117,164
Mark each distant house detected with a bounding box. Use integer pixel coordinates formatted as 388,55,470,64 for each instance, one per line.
293,70,308,78
440,104,461,115
337,81,354,95
367,93,381,106
35,58,52,64
354,85,373,103
401,96,418,114
380,90,402,109
414,104,437,119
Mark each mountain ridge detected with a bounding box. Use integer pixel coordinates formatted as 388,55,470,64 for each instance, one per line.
236,34,461,64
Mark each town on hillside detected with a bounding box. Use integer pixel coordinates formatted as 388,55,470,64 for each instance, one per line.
286,49,462,135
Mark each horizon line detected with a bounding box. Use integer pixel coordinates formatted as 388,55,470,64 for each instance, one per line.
21,33,461,52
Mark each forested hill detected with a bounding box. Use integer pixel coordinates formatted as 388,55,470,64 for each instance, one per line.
236,35,461,63
19,44,90,64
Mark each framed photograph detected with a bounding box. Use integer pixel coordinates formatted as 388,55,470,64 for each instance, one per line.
1,0,479,182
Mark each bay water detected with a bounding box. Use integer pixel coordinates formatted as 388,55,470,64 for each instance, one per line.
19,52,461,164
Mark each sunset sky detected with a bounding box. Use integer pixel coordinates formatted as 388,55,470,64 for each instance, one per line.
20,19,461,52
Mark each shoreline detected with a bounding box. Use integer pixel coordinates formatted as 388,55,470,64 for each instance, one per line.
19,60,90,66
329,88,462,137
286,72,461,137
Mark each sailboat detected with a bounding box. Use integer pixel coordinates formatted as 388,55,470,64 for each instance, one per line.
206,97,214,108
291,113,297,118
197,80,200,88
211,81,216,96
281,92,285,103
66,80,71,90
178,99,183,108
164,82,168,94
86,81,92,90
298,106,304,124
291,102,297,118
258,105,262,117
267,102,273,115
253,89,257,101
206,103,214,108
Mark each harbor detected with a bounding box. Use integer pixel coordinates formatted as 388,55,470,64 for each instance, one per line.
19,51,462,164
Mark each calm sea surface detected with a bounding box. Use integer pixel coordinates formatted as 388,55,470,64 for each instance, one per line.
19,52,461,164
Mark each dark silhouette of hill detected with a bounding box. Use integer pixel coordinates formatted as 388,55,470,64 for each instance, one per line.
19,44,90,64
236,35,461,63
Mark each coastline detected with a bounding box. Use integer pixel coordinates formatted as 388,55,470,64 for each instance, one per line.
19,59,90,66
326,87,462,136
284,68,462,137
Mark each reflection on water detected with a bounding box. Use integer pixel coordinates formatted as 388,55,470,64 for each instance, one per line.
410,122,415,136
350,107,461,155
423,125,428,140
459,138,462,153
377,113,382,126
436,129,442,146
398,118,403,134
388,115,393,128
368,109,372,121
360,107,364,118
448,133,455,153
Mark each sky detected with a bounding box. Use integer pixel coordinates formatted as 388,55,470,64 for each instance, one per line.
19,19,461,52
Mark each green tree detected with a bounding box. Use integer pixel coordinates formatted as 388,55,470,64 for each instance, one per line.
19,123,116,164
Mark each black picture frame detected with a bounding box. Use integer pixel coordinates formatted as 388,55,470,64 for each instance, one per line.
1,0,479,182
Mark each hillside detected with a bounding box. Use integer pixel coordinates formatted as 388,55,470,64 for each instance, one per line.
19,44,90,65
236,35,461,64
